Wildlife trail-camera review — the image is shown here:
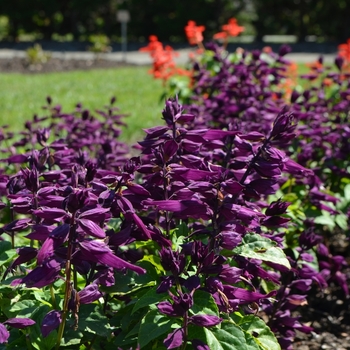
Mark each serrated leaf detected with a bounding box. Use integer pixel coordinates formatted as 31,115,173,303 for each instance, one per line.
205,321,254,350
138,309,173,349
232,314,281,350
232,233,290,269
132,286,166,314
191,290,219,316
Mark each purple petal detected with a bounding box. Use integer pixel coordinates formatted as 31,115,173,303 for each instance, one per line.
79,240,146,274
41,310,62,337
224,286,276,303
157,301,179,317
37,238,55,265
4,318,35,328
33,207,67,220
163,140,178,162
78,207,110,221
189,314,222,327
192,339,210,350
78,218,106,238
164,327,184,349
7,154,28,164
19,258,62,288
221,180,244,195
0,323,10,344
78,283,103,304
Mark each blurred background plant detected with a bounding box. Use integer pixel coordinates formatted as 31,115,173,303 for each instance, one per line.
25,43,51,67
87,34,112,53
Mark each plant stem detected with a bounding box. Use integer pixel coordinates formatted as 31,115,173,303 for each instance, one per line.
56,212,76,349
50,284,57,309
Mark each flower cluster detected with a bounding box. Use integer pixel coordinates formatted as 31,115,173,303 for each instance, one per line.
0,92,332,349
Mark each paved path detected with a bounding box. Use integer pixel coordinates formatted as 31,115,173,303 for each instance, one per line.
0,48,336,66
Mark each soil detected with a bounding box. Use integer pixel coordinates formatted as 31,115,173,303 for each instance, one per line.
1,55,349,350
0,56,130,73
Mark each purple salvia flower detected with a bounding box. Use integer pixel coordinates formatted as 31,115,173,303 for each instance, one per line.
159,247,186,276
41,310,62,337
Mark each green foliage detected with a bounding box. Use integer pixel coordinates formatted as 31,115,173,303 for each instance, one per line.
232,233,291,269
87,34,112,53
26,44,51,65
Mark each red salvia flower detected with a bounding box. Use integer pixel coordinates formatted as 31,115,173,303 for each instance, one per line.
338,38,350,62
213,18,244,40
184,20,205,46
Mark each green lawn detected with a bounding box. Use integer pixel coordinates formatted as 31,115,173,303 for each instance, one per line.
0,63,313,146
0,66,164,145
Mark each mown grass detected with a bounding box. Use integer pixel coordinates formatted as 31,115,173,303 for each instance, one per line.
0,62,313,145
0,66,164,145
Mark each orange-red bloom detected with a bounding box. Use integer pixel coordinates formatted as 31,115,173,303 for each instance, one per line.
338,38,350,62
184,20,205,46
213,18,244,40
139,35,192,85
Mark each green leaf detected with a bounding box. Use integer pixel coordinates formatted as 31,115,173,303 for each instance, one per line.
0,240,11,255
76,305,111,337
139,255,165,274
314,213,335,229
232,233,291,269
344,183,350,202
191,289,219,316
132,286,166,314
335,213,349,231
138,309,173,349
8,299,39,318
232,314,281,350
0,241,16,267
205,321,255,350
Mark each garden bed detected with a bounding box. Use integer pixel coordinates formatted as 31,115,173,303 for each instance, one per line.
0,46,349,350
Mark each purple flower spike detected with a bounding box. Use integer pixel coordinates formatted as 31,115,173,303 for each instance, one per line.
4,318,35,328
41,310,62,337
164,327,184,349
189,314,222,327
192,339,210,350
0,323,10,344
